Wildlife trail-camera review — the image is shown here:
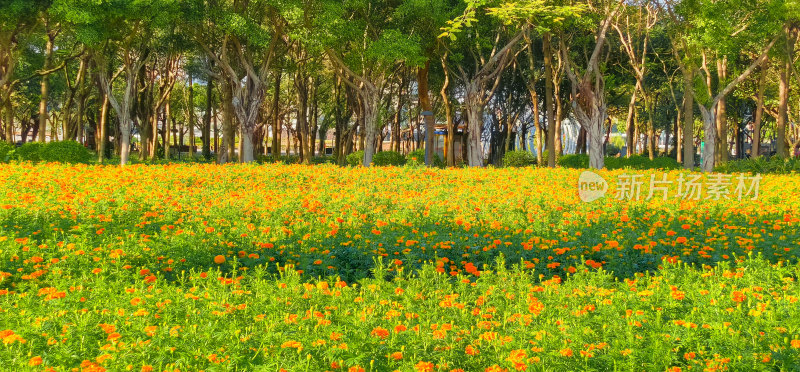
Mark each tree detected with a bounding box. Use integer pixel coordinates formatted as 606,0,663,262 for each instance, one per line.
560,0,624,169
188,0,285,163
54,0,179,165
313,0,425,167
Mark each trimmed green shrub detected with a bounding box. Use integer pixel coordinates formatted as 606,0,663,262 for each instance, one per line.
0,141,13,162
346,150,365,166
650,157,682,170
558,154,680,170
715,156,800,174
558,154,589,169
257,154,301,164
39,141,92,164
12,142,43,162
502,150,536,167
372,151,406,166
311,156,335,165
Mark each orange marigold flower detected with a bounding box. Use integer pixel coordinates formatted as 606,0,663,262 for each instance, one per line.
415,361,435,372
29,356,43,366
213,255,226,264
370,327,390,339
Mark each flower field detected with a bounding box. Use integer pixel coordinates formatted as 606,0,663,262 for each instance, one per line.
1,164,800,371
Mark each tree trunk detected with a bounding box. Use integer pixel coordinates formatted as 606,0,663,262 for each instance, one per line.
418,62,436,166
716,57,728,163
441,73,455,166
464,81,484,167
777,29,796,158
98,92,109,162
530,90,543,164
699,106,717,172
647,107,656,160
555,94,563,157
361,89,380,166
586,112,605,169
295,72,310,164
543,32,556,168
271,70,281,158
203,71,213,159
752,64,767,157
3,97,13,144
149,105,160,160
188,73,196,159
624,87,638,157
164,99,171,160
38,31,55,143
675,111,682,163
682,67,695,169
219,83,233,163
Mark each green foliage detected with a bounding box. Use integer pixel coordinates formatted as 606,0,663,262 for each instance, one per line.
371,151,407,167
346,150,365,167
502,150,536,167
558,154,590,169
311,156,335,165
0,142,13,163
559,154,681,170
11,142,43,162
650,157,683,170
39,141,92,164
257,154,301,165
715,156,800,174
605,143,621,157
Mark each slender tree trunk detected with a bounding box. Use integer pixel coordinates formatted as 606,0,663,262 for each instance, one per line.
777,29,796,158
675,111,682,163
164,99,171,160
624,86,638,157
531,90,543,164
682,67,695,169
647,102,655,160
752,64,767,157
310,82,319,158
219,83,232,163
97,92,109,162
440,62,455,166
418,62,436,166
270,71,281,158
543,33,556,167
213,106,218,154
203,72,213,159
150,105,160,160
716,57,728,163
38,32,55,143
3,98,13,144
295,72,310,163
555,94,563,157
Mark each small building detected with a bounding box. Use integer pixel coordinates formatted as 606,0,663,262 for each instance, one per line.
434,124,466,163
